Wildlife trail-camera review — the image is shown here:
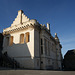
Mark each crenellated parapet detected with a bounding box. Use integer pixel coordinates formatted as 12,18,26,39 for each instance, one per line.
40,23,51,35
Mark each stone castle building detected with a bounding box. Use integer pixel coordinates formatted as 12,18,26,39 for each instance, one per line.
2,10,62,70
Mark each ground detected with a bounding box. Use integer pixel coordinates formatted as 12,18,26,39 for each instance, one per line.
0,70,75,75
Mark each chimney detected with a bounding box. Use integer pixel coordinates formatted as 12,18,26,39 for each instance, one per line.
47,23,50,31
18,10,23,15
18,10,23,24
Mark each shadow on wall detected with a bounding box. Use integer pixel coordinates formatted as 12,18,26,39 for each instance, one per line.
3,41,34,69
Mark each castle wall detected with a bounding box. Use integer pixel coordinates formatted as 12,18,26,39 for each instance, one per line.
3,28,35,69
2,10,62,70
34,29,40,69
39,30,60,70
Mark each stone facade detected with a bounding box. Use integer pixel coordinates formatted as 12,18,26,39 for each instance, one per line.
2,10,62,70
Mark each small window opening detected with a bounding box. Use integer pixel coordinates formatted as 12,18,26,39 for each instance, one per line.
25,32,30,43
9,36,13,46
20,34,24,44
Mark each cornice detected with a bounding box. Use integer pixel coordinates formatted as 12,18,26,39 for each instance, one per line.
3,23,40,35
3,23,50,35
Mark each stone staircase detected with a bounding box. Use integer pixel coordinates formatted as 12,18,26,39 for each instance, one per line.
0,53,20,69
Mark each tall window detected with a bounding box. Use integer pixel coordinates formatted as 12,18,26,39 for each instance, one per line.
52,43,53,51
20,34,24,44
25,32,30,43
9,36,13,46
47,41,49,56
41,38,43,54
48,41,50,56
45,39,47,55
41,38,43,45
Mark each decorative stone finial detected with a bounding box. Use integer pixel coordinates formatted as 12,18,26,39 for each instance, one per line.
55,33,60,43
55,33,57,35
55,33,57,36
55,33,58,38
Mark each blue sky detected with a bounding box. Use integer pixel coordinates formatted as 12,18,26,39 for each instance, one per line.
0,0,75,57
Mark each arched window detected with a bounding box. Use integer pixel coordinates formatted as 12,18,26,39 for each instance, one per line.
20,34,24,44
25,32,30,43
9,36,13,46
